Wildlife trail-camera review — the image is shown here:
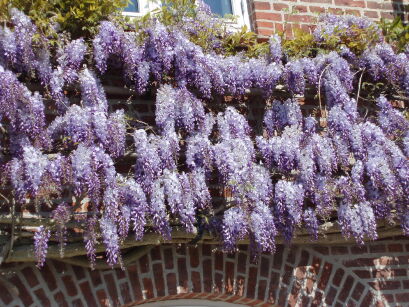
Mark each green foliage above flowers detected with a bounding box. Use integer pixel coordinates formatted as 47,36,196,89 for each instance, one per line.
379,17,409,52
0,0,128,39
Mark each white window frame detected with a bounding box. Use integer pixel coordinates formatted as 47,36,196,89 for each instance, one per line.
121,0,251,29
121,0,161,17
228,0,251,29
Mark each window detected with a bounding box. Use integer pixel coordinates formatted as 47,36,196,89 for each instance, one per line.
122,0,161,16
204,0,251,29
123,0,139,13
203,0,233,17
122,0,251,29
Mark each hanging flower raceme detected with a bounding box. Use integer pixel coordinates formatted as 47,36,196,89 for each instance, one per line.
34,226,51,268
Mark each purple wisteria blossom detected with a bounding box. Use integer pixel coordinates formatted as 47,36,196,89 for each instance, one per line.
34,226,51,268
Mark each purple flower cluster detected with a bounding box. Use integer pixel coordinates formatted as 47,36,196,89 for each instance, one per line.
1,9,409,266
34,226,51,268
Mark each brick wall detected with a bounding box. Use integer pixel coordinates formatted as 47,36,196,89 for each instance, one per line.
1,239,409,306
249,0,409,38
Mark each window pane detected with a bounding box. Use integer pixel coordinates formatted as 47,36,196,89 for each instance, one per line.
124,0,139,12
203,0,233,16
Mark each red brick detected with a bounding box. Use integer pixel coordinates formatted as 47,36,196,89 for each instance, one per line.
10,275,33,306
311,291,323,307
166,273,177,295
62,275,78,297
287,15,315,23
294,5,308,13
344,257,376,267
127,265,143,301
163,248,174,269
278,286,288,306
246,267,258,298
153,263,165,296
395,293,409,302
254,1,271,10
366,1,382,9
150,246,162,261
345,9,361,16
177,258,188,289
331,246,349,255
334,0,365,7
143,278,154,299
304,0,332,3
351,283,365,301
369,244,386,253
214,251,224,271
191,271,201,293
257,279,267,301
388,244,404,252
139,254,150,273
311,257,321,274
256,21,274,29
236,275,246,297
382,294,394,303
22,267,39,287
116,268,126,280
203,259,213,292
309,6,326,13
104,273,119,305
0,282,13,305
338,275,355,302
282,265,293,285
353,269,371,279
225,261,235,294
313,246,329,255
202,244,211,256
332,268,345,287
189,246,200,268
258,28,274,36
374,268,407,278
54,292,69,307
80,281,98,306
72,265,86,281
96,289,109,306
350,245,367,254
364,10,379,18
260,257,270,278
369,280,402,290
273,3,289,11
298,250,310,266
214,272,223,293
360,291,374,307
267,272,279,303
33,288,51,307
318,262,333,291
273,245,284,269
90,269,102,287
254,11,283,21
41,263,58,291
325,286,337,305
119,282,132,304
71,299,84,307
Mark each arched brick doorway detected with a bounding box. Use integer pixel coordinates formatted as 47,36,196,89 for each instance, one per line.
0,240,408,306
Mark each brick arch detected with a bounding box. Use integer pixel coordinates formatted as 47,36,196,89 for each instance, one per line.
1,240,409,306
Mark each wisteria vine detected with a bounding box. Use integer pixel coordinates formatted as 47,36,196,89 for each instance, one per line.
0,8,408,268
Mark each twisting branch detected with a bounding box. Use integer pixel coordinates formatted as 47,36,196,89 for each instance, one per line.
317,65,330,114
356,68,365,104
